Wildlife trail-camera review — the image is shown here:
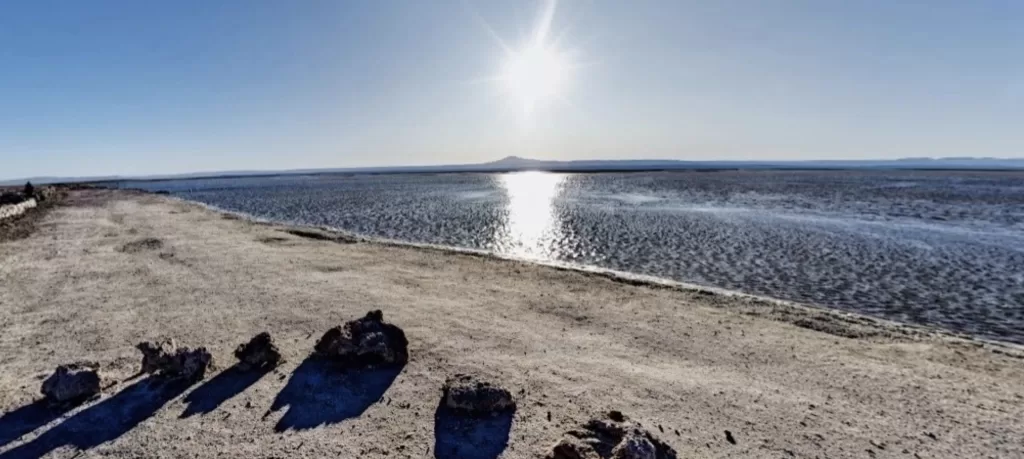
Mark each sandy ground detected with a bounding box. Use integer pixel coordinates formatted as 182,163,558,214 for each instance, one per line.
1,189,1022,459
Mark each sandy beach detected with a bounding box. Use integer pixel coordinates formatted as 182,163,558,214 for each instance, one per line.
1,188,1022,458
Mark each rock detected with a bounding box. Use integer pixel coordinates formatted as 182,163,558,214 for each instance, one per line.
136,339,214,380
441,374,516,416
548,412,677,459
234,332,282,370
175,348,214,380
138,339,177,374
551,438,593,459
0,192,25,206
314,310,408,367
612,433,657,459
41,362,101,404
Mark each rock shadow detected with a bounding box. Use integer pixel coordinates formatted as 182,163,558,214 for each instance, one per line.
433,400,514,459
282,228,357,244
0,377,192,459
268,356,404,432
0,401,71,448
180,364,270,418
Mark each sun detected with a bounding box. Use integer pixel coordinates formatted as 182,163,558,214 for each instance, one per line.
500,43,568,113
476,0,577,116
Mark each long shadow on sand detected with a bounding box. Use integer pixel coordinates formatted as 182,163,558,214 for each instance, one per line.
269,356,404,432
433,401,514,459
0,400,72,448
0,377,193,459
180,364,270,418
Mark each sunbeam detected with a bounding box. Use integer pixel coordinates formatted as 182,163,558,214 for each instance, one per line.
468,0,581,117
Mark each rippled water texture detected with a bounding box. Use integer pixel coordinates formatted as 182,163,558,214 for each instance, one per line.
131,170,1024,343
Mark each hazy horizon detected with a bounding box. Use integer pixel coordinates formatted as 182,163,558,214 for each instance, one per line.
6,155,1024,185
2,1,1022,179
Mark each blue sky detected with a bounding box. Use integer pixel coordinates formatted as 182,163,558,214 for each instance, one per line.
1,1,1021,179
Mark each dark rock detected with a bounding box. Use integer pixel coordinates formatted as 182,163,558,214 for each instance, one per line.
548,412,677,459
441,374,516,416
614,432,658,459
138,340,176,374
725,430,736,444
314,310,408,367
41,362,101,404
0,192,25,206
234,332,282,370
551,438,592,459
136,339,213,380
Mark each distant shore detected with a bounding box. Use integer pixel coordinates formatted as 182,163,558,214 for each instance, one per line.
5,157,1024,187
1,188,1022,458
90,165,1024,188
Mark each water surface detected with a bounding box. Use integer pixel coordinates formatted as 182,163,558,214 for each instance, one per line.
129,170,1024,344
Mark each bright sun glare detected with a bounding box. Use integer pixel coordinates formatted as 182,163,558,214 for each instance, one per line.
501,43,567,113
483,0,577,116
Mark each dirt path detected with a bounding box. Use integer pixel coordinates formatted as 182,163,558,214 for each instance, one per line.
1,189,1022,458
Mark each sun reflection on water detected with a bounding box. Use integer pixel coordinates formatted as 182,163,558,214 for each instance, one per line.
493,171,566,259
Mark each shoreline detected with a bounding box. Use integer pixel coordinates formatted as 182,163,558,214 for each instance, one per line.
72,165,1024,185
165,191,1024,354
1,188,1022,458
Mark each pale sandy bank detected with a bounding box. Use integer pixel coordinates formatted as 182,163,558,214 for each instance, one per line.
0,189,1022,458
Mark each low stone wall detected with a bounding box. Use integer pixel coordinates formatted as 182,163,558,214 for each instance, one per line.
0,198,37,220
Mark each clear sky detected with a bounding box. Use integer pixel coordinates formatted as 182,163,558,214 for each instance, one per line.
1,1,1021,179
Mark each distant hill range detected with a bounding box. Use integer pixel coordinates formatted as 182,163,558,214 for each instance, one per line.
478,156,1024,172
3,156,1023,185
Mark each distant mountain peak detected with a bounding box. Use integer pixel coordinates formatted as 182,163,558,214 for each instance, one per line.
487,156,544,166
493,155,535,162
